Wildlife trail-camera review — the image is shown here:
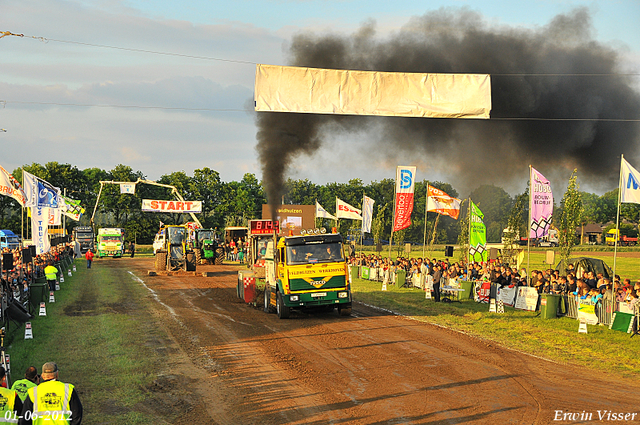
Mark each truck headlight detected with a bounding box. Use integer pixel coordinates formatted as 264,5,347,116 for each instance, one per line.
338,292,348,299
290,295,299,302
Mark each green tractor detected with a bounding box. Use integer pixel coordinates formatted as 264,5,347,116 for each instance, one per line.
155,225,197,272
191,228,224,265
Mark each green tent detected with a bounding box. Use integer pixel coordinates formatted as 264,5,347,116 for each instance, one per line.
555,257,613,279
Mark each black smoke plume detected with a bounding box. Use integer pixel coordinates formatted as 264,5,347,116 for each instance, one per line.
256,7,640,204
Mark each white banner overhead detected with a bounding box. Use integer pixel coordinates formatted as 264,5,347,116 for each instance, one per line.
120,183,136,194
336,198,362,220
255,64,492,119
142,199,202,213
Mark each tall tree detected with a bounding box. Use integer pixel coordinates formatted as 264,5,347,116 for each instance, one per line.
558,170,583,263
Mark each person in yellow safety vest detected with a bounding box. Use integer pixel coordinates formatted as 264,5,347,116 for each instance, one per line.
44,262,58,293
19,362,82,425
10,367,39,403
0,366,23,423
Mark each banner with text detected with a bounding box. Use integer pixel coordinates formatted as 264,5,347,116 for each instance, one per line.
336,198,362,220
530,167,553,238
468,200,487,262
31,207,50,255
142,199,202,213
427,185,461,219
393,166,416,231
0,166,26,206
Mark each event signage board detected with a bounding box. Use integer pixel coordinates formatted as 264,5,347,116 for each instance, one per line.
262,204,316,236
514,287,539,311
393,166,417,231
577,301,599,325
496,285,518,306
141,199,202,213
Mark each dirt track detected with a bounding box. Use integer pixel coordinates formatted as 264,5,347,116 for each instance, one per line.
119,258,639,424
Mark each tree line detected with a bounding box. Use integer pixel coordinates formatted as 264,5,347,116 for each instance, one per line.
0,162,637,245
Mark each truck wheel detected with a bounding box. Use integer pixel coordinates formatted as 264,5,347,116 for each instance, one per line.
195,249,202,264
264,288,272,313
155,252,167,271
186,252,196,271
337,305,352,317
276,291,290,319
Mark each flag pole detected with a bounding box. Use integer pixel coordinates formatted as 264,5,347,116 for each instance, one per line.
389,175,398,262
422,183,429,259
468,197,472,264
613,155,623,288
527,165,532,285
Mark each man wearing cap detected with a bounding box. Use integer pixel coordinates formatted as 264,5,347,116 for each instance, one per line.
11,366,38,402
19,362,82,425
0,366,22,422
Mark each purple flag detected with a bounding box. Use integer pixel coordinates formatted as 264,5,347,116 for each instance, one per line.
530,167,553,238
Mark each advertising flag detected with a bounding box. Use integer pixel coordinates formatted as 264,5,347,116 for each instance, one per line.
22,170,61,209
315,201,337,220
336,198,362,220
361,195,375,234
468,201,487,262
426,186,461,219
31,206,50,255
0,166,26,206
61,196,85,221
620,157,640,204
530,167,553,238
393,166,417,231
47,207,62,226
120,183,136,194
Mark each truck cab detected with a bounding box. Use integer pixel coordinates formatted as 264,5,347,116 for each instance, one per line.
263,232,352,319
0,230,20,251
96,228,125,257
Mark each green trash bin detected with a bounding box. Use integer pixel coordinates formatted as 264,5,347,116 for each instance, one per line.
459,280,473,301
29,282,49,311
540,293,561,319
395,269,406,286
350,266,359,283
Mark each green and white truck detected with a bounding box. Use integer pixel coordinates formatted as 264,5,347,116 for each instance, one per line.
97,228,125,258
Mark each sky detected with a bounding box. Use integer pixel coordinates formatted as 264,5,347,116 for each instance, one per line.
1,0,639,197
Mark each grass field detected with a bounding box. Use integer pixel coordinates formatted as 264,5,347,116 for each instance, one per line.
6,260,168,424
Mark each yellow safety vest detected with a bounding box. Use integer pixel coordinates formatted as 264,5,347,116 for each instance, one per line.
44,266,58,281
27,381,74,425
0,386,18,423
10,379,36,403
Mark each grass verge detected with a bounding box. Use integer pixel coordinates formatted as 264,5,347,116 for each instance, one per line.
5,260,171,425
352,277,640,380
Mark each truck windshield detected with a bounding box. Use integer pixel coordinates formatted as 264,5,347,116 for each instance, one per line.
198,231,214,241
286,242,343,265
101,236,122,242
167,227,186,244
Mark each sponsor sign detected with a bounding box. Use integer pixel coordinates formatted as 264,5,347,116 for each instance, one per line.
336,198,362,220
514,287,539,311
262,205,316,236
141,199,202,213
393,166,416,231
530,167,553,238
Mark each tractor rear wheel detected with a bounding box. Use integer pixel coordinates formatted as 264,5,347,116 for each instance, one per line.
215,248,224,265
195,248,202,264
155,252,167,271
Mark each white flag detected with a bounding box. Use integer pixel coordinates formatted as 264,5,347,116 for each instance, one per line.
361,195,375,233
22,170,38,208
31,207,50,255
315,201,337,220
336,198,362,220
620,157,640,204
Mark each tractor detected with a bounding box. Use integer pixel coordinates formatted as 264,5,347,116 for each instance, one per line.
191,228,224,265
154,225,197,272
